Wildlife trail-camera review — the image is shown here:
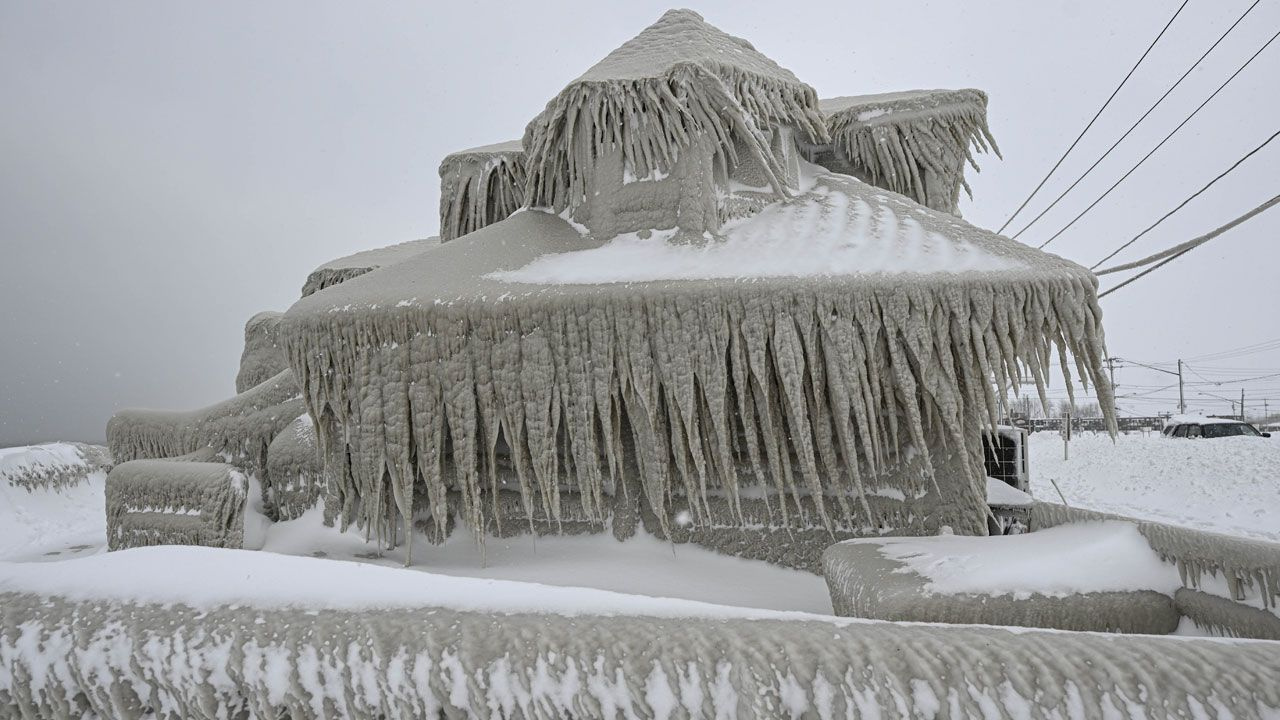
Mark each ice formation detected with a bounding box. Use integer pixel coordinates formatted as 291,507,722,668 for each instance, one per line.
105,460,247,550
107,369,303,474
3,590,1278,719
522,8,827,237
816,89,1000,215
275,9,1114,556
235,310,287,393
1032,502,1280,639
439,141,526,242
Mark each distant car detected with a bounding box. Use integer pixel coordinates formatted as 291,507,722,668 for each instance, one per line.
1162,417,1270,439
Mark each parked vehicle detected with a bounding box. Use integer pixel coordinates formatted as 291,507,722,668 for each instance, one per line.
1162,416,1270,439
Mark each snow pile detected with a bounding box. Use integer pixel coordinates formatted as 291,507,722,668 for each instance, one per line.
494,173,1023,284
1030,431,1280,541
864,521,1180,599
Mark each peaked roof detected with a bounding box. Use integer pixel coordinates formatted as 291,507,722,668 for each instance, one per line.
522,9,827,210
574,9,806,86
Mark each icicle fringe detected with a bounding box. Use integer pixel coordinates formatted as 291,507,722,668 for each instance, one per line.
438,143,527,242
280,270,1115,554
824,89,999,213
523,61,828,214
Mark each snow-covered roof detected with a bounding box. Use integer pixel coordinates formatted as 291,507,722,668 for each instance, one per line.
492,168,1035,284
1164,414,1248,426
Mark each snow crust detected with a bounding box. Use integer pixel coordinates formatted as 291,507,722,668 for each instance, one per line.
494,174,1022,284
1031,432,1280,541
857,521,1181,599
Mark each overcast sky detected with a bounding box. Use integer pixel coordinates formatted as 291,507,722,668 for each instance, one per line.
3,1,1279,445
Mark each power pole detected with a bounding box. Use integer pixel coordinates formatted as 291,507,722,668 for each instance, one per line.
1106,356,1116,393
1241,388,1246,422
1177,359,1185,414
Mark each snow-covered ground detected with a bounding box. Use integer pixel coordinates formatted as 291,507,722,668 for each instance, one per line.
1,431,1277,618
0,443,108,562
1028,430,1280,542
260,506,832,613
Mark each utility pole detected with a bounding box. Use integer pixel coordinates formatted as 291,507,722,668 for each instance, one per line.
1177,359,1185,415
1241,388,1246,422
1106,356,1116,393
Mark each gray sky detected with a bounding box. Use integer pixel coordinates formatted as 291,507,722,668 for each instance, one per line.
3,1,1279,445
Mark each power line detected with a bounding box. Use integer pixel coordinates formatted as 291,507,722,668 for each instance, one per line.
996,0,1190,234
1090,128,1280,269
1009,0,1261,241
1096,193,1280,295
1184,336,1280,362
1038,26,1280,250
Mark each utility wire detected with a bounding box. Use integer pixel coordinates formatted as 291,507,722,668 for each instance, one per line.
1009,0,1261,241
996,0,1190,234
1097,193,1280,297
1038,26,1280,250
1090,128,1280,269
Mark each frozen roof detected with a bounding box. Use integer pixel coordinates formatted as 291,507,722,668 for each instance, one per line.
301,238,439,297
523,9,827,211
821,89,992,128
573,8,807,85
438,140,527,241
820,89,998,213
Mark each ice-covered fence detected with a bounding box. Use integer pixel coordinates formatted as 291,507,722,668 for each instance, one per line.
1032,502,1280,640
2,590,1277,719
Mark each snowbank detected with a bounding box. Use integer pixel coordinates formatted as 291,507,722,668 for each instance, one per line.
0,545,833,622
1029,431,1280,541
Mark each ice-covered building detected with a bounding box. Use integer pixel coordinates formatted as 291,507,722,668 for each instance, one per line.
104,8,1115,569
